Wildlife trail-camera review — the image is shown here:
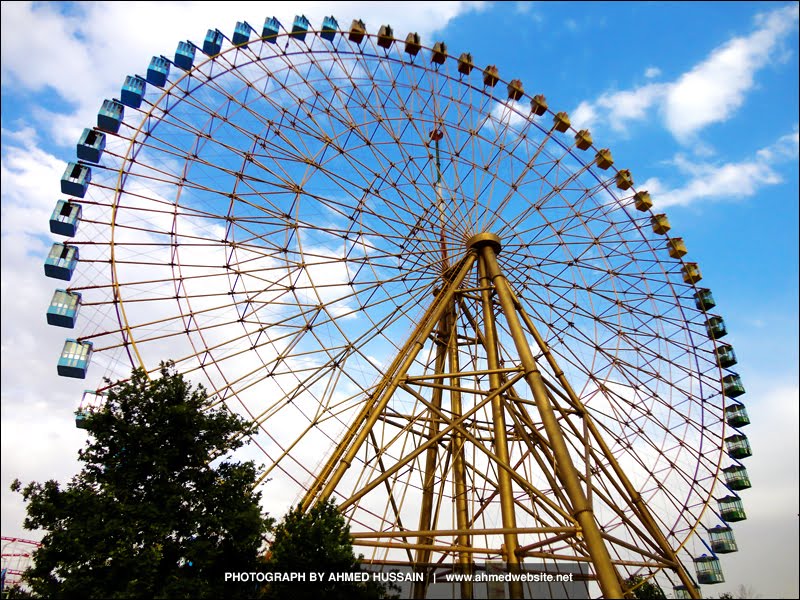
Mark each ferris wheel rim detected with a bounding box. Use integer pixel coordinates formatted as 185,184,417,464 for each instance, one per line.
51,19,744,592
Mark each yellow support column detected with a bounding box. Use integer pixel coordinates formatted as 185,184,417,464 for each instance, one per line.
413,315,449,599
470,232,624,599
448,305,474,599
477,246,524,600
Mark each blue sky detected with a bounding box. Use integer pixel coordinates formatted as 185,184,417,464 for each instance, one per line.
1,2,798,597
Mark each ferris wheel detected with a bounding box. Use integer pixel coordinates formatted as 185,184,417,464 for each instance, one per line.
43,15,753,598
1,536,40,593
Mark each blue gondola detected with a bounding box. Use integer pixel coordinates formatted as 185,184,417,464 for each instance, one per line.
290,15,310,40
60,162,91,198
174,41,195,70
203,29,223,56
708,525,738,554
76,128,106,163
725,403,750,428
321,16,338,41
44,243,79,281
718,495,746,522
262,17,281,42
57,339,93,379
725,434,752,459
49,200,82,237
722,465,751,490
233,21,250,46
97,99,124,133
120,75,146,109
47,289,82,328
694,555,724,585
146,56,170,87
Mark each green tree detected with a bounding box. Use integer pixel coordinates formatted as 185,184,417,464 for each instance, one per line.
264,499,397,599
623,575,667,599
3,584,35,599
11,362,272,599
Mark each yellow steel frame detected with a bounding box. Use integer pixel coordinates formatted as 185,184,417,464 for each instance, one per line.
300,232,698,599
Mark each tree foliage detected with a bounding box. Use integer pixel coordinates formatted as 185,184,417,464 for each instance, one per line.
264,499,397,599
12,363,272,598
3,585,35,599
623,575,667,599
718,586,760,599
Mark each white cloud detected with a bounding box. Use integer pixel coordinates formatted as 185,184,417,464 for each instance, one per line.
594,83,667,134
660,160,781,208
664,4,799,141
0,2,93,99
1,1,488,146
644,66,661,79
756,128,800,162
571,4,799,142
642,126,798,208
514,2,542,21
487,98,529,131
0,143,67,239
1,142,97,540
570,100,599,130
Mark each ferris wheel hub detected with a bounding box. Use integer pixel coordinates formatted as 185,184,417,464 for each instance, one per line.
466,232,502,254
